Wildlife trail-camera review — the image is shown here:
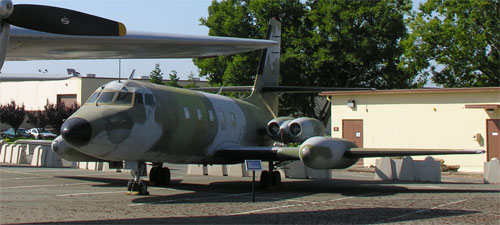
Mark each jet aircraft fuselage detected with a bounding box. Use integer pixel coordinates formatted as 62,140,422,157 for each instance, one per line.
62,80,273,164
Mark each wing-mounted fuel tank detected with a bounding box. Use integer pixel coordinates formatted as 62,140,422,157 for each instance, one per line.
51,136,105,162
299,137,359,169
266,117,325,143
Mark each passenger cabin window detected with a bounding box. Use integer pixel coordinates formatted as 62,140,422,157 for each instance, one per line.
145,94,155,106
184,107,191,119
196,109,202,120
230,112,236,126
208,110,215,122
86,92,100,104
115,91,133,105
135,93,143,104
97,92,115,104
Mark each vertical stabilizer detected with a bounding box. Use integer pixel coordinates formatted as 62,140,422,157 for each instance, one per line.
246,18,281,118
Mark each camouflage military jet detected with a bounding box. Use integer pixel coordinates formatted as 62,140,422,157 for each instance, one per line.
0,1,483,195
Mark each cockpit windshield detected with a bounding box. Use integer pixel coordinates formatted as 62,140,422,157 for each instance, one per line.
97,92,115,104
85,90,138,106
115,91,133,105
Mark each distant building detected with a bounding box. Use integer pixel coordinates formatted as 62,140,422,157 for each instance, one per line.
320,87,500,172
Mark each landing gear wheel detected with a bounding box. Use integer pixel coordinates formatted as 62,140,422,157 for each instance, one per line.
271,171,282,187
149,167,158,183
159,168,171,186
139,181,149,195
260,170,270,189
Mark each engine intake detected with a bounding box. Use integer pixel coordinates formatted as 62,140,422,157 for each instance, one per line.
267,117,325,143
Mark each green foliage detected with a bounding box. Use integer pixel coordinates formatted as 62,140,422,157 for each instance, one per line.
0,100,26,133
183,72,200,88
26,110,48,128
44,100,79,134
402,0,500,87
166,70,181,88
195,0,417,121
149,63,164,85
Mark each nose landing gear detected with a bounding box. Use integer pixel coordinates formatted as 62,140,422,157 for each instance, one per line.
126,161,149,195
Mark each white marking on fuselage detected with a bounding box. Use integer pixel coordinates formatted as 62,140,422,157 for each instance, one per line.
201,92,247,157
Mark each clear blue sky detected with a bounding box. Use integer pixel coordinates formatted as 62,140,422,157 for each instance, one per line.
3,0,425,81
2,0,213,80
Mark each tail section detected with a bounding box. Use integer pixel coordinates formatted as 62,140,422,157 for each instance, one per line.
246,18,281,118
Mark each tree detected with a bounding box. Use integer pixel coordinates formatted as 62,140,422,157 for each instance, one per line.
166,70,181,88
149,63,164,85
194,0,417,122
183,71,200,88
44,100,79,134
402,0,500,87
26,110,48,128
0,101,26,135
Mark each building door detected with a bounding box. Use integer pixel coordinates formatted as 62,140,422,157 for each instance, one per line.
343,120,363,165
486,119,500,161
57,94,77,107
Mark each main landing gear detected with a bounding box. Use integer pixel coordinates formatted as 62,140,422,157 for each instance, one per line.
259,161,283,190
126,161,171,195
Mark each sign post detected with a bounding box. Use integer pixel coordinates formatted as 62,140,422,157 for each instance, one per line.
245,160,262,203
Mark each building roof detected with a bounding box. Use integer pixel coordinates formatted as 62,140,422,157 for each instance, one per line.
320,87,500,96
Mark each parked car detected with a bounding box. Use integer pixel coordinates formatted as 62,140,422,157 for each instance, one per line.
1,128,31,138
27,128,57,139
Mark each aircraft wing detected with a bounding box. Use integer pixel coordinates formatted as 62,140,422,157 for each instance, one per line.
214,146,300,161
6,27,278,61
344,148,485,158
214,146,483,162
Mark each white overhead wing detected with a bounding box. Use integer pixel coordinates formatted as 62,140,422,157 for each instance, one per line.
6,27,277,61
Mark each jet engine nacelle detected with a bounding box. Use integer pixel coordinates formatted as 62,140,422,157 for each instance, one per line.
267,117,325,143
299,137,359,169
51,136,104,162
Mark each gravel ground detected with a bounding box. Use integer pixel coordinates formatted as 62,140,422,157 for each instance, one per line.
0,164,499,224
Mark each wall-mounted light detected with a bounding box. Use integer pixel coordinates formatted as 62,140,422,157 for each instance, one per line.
347,100,356,108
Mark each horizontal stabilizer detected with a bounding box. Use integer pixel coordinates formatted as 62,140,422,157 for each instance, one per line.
345,148,485,158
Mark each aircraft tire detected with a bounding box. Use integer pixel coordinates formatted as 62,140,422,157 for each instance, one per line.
260,171,270,189
139,181,149,195
127,180,133,191
160,168,171,186
271,171,281,187
149,167,158,183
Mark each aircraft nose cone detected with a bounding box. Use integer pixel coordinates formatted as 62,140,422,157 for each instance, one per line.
61,118,92,147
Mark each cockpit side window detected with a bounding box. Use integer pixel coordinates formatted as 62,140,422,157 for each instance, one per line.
115,91,133,105
145,94,155,106
135,93,144,104
97,92,115,104
86,92,101,104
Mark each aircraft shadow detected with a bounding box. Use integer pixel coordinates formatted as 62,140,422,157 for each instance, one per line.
22,207,479,224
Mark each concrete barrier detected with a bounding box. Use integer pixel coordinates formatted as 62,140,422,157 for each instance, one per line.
227,163,249,177
394,156,415,181
188,164,208,175
0,143,10,162
374,156,440,182
207,165,228,176
31,145,63,167
484,158,500,184
375,157,396,181
413,156,441,182
11,145,28,164
4,144,17,164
